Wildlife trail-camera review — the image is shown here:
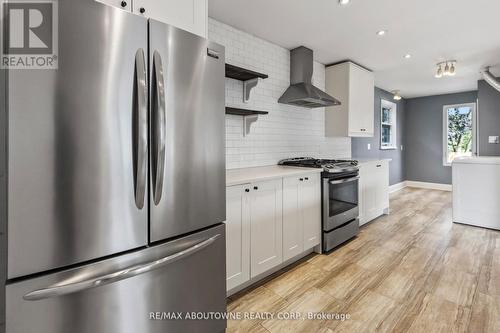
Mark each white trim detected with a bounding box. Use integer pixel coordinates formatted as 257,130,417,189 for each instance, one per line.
389,181,407,193
381,99,397,150
406,181,452,192
442,103,477,166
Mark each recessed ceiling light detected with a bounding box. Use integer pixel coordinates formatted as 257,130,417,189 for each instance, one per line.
404,54,411,59
376,30,387,36
338,0,351,5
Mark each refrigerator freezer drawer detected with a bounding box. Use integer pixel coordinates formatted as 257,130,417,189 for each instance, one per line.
6,224,226,333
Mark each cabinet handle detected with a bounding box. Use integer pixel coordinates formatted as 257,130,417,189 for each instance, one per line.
361,128,366,132
299,178,304,181
253,186,258,190
305,177,309,181
120,1,127,7
139,7,146,13
376,164,382,167
245,189,250,193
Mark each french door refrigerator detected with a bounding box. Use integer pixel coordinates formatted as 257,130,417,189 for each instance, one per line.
0,1,226,332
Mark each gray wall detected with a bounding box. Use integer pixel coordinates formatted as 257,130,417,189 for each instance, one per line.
478,79,500,156
352,87,406,186
405,91,478,185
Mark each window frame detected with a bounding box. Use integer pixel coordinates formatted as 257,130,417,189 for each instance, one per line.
380,99,397,150
442,103,477,167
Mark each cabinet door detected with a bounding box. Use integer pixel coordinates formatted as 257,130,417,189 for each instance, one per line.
374,162,390,211
250,179,283,278
225,185,250,291
134,0,207,37
348,64,375,137
301,174,321,249
95,0,131,11
283,177,304,261
359,165,378,225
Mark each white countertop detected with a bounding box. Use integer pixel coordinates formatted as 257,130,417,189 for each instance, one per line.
226,166,322,186
453,156,500,165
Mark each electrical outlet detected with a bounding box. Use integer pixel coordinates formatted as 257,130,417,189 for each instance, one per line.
367,143,371,150
488,136,499,144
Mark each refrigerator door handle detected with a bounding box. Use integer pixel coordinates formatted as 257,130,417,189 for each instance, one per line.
134,48,148,209
152,50,166,205
23,234,221,301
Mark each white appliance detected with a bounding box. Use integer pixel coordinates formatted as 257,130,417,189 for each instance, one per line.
452,156,500,230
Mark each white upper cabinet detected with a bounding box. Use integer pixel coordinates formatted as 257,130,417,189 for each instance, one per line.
325,62,375,137
95,0,132,11
225,185,250,292
249,179,283,278
134,0,208,37
97,0,208,37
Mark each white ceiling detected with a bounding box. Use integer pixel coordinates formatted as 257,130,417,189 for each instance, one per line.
209,0,500,98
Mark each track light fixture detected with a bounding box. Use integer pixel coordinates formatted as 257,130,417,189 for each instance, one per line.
435,61,457,78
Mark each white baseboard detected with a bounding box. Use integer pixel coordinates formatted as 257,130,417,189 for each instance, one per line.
406,181,452,192
389,182,407,193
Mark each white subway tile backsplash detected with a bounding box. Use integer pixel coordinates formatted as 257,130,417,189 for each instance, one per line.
209,18,351,169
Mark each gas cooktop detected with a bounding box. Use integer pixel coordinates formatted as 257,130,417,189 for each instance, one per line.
278,157,358,174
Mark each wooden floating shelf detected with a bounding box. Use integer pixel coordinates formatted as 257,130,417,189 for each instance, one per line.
225,107,268,136
225,64,268,81
225,107,269,116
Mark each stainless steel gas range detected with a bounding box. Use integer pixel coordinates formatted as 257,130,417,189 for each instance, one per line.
279,158,360,252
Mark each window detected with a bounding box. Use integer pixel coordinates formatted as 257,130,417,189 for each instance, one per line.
380,99,397,149
443,103,476,166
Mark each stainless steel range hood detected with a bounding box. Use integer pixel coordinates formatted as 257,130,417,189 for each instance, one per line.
279,46,341,108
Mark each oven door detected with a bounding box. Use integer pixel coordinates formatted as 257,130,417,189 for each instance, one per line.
323,175,359,231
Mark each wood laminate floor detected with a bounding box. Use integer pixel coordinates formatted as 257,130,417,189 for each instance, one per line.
226,188,500,333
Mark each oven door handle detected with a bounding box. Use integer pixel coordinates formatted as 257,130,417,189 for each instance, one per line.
329,176,360,185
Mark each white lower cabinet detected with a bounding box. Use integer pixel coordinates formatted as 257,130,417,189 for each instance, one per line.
225,185,250,291
283,174,321,261
359,161,389,226
300,174,321,249
249,179,283,278
225,171,321,293
282,177,305,261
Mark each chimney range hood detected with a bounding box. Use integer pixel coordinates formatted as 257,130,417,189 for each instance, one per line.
279,46,341,108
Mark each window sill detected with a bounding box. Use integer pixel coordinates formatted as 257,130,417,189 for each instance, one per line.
380,146,397,150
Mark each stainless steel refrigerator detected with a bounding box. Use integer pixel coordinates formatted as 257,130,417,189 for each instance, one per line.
0,1,226,332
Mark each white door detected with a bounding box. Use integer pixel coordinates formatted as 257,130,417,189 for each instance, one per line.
301,174,321,250
134,0,207,37
250,179,283,278
95,0,132,11
225,185,250,291
282,176,304,261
